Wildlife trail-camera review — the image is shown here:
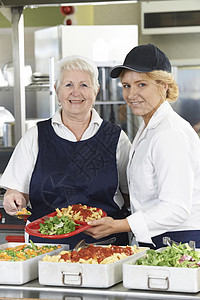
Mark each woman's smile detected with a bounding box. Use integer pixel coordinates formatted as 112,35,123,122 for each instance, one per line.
69,99,85,104
129,100,144,105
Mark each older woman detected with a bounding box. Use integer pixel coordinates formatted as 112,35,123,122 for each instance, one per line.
0,55,131,248
85,44,200,249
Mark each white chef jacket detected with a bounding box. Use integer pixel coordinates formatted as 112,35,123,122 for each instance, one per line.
127,101,200,244
0,108,131,209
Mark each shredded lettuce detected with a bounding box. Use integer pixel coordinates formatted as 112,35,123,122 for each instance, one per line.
135,243,200,268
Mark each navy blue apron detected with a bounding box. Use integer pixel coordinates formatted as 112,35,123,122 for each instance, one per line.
28,118,129,248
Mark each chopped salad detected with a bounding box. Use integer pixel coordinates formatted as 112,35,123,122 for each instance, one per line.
135,243,200,268
39,215,79,235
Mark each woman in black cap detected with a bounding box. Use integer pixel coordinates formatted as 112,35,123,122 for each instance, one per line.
86,44,200,249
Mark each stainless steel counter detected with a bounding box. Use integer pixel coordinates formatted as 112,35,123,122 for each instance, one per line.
0,280,200,300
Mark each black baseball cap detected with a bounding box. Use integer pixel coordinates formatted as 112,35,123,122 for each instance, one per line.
110,44,171,78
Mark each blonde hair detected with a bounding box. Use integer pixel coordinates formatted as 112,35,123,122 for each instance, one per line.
142,70,179,103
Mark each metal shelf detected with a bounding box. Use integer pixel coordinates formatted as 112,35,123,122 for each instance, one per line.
26,83,50,91
0,84,50,92
0,86,12,92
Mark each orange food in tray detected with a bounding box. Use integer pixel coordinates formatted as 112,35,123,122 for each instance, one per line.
16,208,31,215
0,243,61,261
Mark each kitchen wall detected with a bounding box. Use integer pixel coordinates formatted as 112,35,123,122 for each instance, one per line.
0,1,200,117
93,2,200,62
0,3,138,118
0,2,200,68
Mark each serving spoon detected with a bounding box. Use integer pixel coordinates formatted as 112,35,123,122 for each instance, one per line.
74,236,117,251
162,236,195,251
13,214,31,222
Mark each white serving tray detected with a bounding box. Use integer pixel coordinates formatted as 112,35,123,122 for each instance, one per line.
123,247,200,293
0,242,67,285
38,246,149,288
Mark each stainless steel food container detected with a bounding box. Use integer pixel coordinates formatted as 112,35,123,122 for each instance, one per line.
3,119,44,147
38,247,149,288
123,248,200,293
3,121,15,147
0,242,66,285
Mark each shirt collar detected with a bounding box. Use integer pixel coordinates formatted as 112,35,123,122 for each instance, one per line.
134,101,173,146
51,107,102,127
146,101,173,129
138,101,173,132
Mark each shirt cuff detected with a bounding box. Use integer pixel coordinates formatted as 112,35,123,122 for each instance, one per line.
127,211,153,244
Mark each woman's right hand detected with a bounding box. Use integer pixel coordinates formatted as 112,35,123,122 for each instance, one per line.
3,189,28,215
85,216,131,240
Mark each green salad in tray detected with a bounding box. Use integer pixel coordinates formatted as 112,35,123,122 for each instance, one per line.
135,243,200,268
39,215,79,235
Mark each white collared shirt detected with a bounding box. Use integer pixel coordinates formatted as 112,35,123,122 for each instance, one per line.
127,101,200,244
0,108,131,208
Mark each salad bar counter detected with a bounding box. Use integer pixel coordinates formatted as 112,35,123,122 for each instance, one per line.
1,242,200,299
0,279,200,300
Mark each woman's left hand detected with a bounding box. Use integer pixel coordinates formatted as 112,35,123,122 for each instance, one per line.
84,216,130,240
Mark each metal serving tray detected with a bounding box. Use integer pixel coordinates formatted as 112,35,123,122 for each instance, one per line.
123,248,200,293
38,246,149,288
0,242,67,285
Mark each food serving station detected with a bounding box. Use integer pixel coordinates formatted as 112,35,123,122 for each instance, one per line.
0,208,200,300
